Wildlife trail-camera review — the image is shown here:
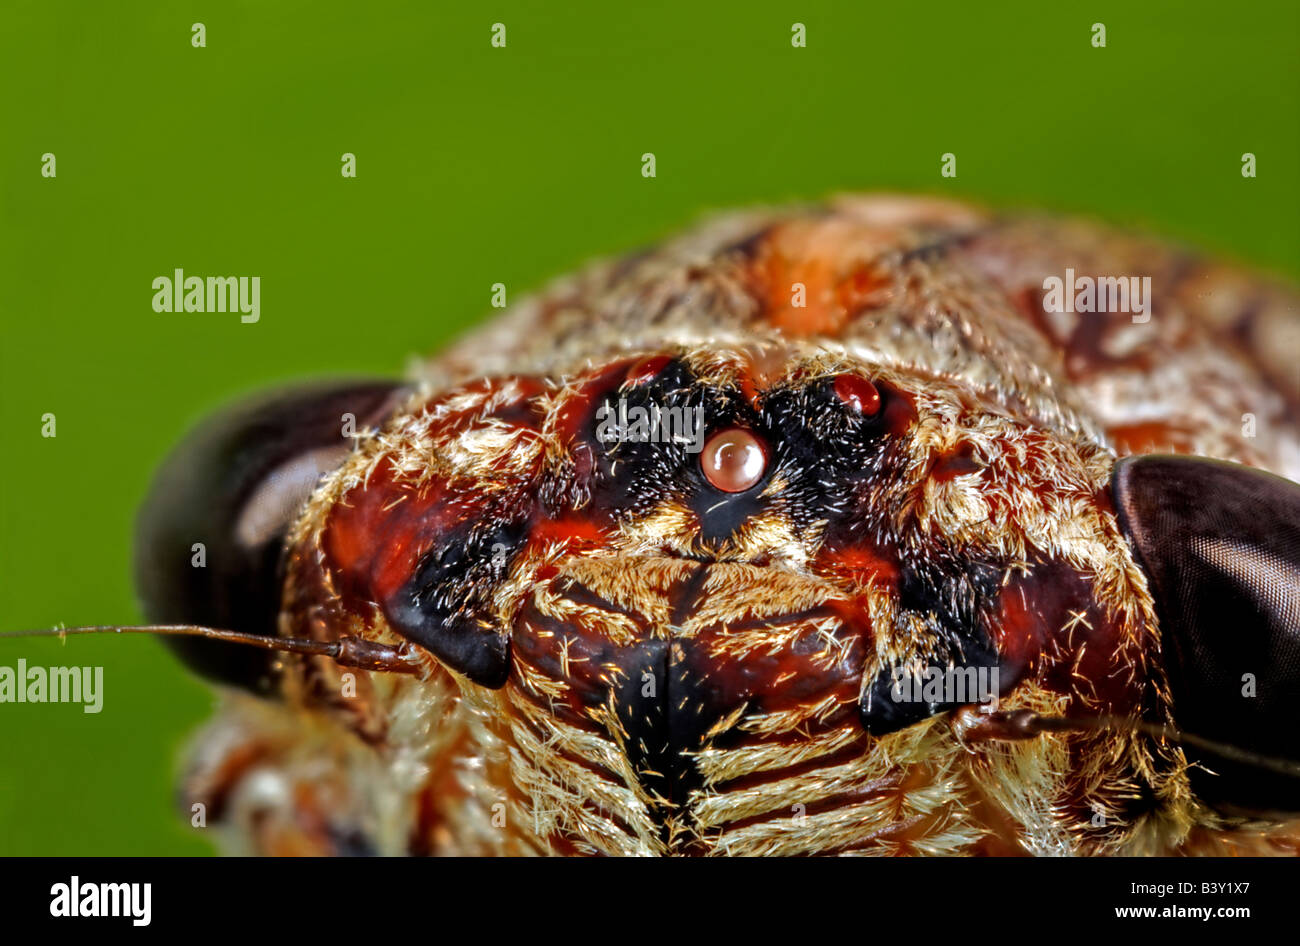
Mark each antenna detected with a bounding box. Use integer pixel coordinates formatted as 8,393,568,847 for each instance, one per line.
0,624,423,675
999,709,1300,780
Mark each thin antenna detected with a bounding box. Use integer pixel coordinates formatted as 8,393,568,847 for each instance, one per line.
0,625,423,675
1008,710,1300,780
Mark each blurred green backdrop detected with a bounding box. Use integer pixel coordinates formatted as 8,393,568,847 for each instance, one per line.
1,0,1296,854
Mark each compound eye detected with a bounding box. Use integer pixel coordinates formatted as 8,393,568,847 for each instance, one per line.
135,381,406,692
1112,455,1300,813
701,427,767,493
833,375,882,416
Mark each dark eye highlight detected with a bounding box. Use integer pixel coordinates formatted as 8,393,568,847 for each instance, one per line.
624,354,675,388
833,375,882,417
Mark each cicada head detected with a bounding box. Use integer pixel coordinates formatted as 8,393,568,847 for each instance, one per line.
170,345,1186,842
129,198,1300,852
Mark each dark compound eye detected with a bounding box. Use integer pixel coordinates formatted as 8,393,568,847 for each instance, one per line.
833,374,882,416
135,381,406,692
701,427,768,493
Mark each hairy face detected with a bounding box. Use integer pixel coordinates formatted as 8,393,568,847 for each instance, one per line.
275,343,1156,853
134,197,1300,855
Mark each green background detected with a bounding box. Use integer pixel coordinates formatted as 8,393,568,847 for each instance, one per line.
1,0,1296,855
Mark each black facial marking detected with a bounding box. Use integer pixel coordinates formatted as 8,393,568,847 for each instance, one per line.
859,556,1007,736
579,366,920,552
612,638,672,797
581,358,770,545
383,517,530,688
760,376,914,537
692,488,766,543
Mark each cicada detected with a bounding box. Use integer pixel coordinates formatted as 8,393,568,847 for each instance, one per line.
115,196,1300,855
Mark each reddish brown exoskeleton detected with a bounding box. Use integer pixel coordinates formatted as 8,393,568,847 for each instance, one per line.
52,196,1300,854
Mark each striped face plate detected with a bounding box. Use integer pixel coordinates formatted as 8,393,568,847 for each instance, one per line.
507,556,868,855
